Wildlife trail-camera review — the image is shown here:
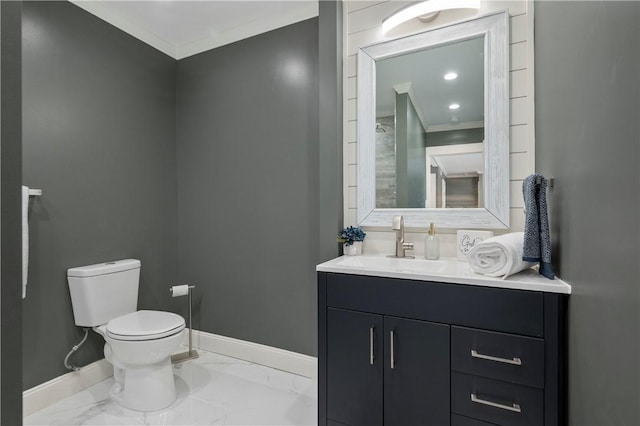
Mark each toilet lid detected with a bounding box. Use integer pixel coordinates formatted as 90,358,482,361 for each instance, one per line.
106,310,185,341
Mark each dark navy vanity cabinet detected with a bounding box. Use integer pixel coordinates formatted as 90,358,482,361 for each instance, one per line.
317,272,567,426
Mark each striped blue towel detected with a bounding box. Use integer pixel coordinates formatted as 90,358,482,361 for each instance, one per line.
522,174,554,279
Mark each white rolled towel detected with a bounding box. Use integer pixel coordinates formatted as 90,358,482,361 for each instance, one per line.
467,232,536,279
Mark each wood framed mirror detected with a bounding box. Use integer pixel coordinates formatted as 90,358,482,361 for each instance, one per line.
357,11,509,228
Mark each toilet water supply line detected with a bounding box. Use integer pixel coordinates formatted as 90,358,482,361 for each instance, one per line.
64,328,90,371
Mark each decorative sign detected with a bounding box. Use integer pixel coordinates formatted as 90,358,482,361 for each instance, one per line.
457,230,494,261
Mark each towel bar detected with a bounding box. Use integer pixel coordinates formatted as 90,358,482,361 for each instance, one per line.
535,177,554,188
28,189,42,196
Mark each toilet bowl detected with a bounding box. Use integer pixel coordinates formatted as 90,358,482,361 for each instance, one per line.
95,310,185,411
67,259,187,412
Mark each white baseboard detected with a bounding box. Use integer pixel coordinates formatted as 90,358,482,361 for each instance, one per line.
23,329,317,417
185,329,318,380
23,358,113,418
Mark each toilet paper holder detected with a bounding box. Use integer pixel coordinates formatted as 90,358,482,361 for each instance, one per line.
169,285,199,364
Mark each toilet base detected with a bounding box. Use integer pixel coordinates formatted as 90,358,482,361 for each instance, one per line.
111,358,177,412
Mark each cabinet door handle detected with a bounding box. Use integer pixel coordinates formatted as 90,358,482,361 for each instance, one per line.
471,350,522,366
390,330,395,369
471,393,522,413
369,327,375,365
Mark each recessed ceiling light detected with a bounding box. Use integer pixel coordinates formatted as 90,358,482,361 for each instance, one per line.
444,72,458,80
449,103,460,110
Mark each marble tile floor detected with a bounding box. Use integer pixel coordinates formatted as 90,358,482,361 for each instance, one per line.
24,350,317,426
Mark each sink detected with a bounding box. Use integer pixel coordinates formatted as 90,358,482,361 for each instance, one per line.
335,255,449,274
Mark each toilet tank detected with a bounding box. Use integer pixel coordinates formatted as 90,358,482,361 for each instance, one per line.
67,259,141,327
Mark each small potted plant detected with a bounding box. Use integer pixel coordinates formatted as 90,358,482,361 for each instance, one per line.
338,226,366,256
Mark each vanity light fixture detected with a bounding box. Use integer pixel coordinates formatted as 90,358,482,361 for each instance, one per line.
444,72,458,80
449,103,460,110
382,0,482,34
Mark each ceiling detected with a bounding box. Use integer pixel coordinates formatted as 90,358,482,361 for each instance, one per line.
376,36,485,130
433,152,483,176
70,0,319,60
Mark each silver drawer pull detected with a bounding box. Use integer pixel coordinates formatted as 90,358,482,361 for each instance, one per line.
390,330,395,369
471,350,522,366
471,393,522,413
369,327,375,365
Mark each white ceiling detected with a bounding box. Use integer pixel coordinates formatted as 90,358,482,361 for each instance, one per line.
376,36,484,129
70,0,319,59
433,152,483,176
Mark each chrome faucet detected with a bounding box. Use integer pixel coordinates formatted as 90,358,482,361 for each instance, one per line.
388,215,414,258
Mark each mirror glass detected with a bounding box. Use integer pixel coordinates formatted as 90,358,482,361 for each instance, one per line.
374,36,485,209
357,12,509,229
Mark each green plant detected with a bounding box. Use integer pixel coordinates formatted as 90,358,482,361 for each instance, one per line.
337,226,366,246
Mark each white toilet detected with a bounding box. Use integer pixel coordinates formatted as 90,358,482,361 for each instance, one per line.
67,259,186,412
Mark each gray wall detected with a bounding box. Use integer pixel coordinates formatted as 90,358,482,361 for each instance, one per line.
318,0,343,261
395,93,426,208
1,2,23,423
21,2,178,390
176,19,320,356
535,2,640,424
426,127,484,147
405,97,426,209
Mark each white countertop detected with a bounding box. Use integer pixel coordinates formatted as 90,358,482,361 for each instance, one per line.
317,255,571,294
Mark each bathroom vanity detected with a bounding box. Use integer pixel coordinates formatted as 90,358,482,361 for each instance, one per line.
317,256,571,426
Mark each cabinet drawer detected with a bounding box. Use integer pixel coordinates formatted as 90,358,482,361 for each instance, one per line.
452,372,543,426
326,273,544,337
452,326,544,388
451,414,499,426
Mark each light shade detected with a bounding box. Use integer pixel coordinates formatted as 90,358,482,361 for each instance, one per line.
382,0,482,34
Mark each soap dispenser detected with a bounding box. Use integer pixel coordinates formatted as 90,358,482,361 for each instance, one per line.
424,222,440,260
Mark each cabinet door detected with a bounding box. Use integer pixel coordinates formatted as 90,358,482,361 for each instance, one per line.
384,316,450,426
327,308,383,426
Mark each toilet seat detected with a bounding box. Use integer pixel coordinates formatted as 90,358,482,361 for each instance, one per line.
106,310,185,341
